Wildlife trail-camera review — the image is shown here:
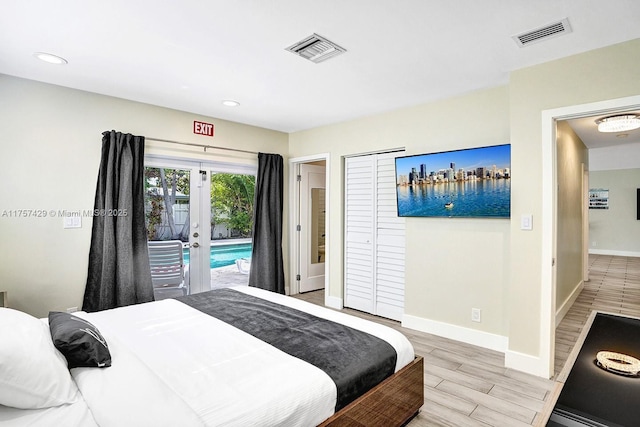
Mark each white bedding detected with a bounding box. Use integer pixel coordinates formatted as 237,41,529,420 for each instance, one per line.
0,400,98,427
74,296,337,427
1,286,415,427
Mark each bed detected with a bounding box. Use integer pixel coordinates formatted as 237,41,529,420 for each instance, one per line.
0,286,423,426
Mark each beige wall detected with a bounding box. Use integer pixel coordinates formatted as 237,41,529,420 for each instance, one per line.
508,38,640,360
0,75,288,317
290,86,511,337
555,121,588,312
589,168,640,255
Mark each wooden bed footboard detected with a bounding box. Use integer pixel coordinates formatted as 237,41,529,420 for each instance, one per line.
319,356,424,427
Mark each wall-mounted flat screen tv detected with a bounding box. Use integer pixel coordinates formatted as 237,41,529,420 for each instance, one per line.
395,144,511,218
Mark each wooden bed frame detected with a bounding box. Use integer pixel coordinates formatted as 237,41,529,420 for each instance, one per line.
320,355,424,427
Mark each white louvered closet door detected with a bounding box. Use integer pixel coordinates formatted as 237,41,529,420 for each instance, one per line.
344,151,405,321
344,155,375,314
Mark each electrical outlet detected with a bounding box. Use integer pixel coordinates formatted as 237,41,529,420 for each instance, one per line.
66,307,78,313
592,241,597,247
471,308,481,323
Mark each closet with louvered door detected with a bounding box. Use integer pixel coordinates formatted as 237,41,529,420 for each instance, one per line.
344,151,405,321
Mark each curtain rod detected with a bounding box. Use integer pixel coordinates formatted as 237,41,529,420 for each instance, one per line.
146,137,258,155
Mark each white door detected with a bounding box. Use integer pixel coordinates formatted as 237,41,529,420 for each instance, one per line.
344,155,375,313
374,152,406,321
344,151,405,321
144,158,257,295
299,164,326,292
143,162,208,294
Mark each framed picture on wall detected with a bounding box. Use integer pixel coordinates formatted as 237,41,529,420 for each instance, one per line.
589,188,609,209
394,144,511,218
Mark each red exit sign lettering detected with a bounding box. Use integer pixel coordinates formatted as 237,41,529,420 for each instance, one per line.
193,121,214,137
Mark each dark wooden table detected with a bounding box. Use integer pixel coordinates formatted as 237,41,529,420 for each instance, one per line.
548,313,640,426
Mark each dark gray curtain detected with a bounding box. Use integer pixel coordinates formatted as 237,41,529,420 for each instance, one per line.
248,153,285,294
82,131,154,312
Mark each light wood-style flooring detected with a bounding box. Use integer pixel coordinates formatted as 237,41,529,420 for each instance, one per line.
293,254,640,426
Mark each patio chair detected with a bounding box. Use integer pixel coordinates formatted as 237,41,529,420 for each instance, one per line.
235,258,251,275
148,240,189,300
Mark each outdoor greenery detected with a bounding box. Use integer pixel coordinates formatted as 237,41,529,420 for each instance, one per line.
210,173,255,238
144,168,255,241
144,168,190,241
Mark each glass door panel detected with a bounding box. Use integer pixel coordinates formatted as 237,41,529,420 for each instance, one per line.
144,167,191,242
145,166,210,299
208,172,255,288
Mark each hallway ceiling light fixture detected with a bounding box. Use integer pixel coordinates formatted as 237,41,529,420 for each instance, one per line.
33,52,68,65
595,114,640,133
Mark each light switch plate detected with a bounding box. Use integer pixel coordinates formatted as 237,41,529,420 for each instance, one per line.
520,214,533,230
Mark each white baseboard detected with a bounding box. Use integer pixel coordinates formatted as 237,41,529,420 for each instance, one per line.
402,314,508,353
589,249,640,257
325,295,343,310
556,280,584,327
505,350,551,378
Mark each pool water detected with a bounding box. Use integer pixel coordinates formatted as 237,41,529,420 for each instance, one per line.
183,242,252,269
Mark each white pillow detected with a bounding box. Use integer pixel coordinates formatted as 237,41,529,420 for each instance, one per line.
0,308,79,409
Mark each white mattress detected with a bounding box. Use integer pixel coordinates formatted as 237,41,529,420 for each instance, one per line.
1,286,415,427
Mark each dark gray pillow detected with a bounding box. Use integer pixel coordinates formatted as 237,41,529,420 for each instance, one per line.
48,312,111,368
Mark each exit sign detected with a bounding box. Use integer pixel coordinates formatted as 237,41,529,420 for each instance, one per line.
193,120,214,137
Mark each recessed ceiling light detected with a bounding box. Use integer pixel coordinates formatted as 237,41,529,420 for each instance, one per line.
595,114,640,133
222,100,240,107
34,52,68,65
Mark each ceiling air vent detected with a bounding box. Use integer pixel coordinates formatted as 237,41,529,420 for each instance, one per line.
513,18,572,47
286,33,346,63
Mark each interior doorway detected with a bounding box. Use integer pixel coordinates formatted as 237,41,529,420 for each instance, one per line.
298,163,326,292
289,154,330,298
582,165,589,283
541,94,640,378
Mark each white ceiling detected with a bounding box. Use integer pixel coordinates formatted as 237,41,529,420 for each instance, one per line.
1,0,640,134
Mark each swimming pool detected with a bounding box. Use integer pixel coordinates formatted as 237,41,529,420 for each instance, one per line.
183,242,252,269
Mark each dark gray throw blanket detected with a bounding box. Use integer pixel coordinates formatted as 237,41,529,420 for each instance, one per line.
177,288,397,411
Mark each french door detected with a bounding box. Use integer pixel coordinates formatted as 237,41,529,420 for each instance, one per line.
144,156,256,294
